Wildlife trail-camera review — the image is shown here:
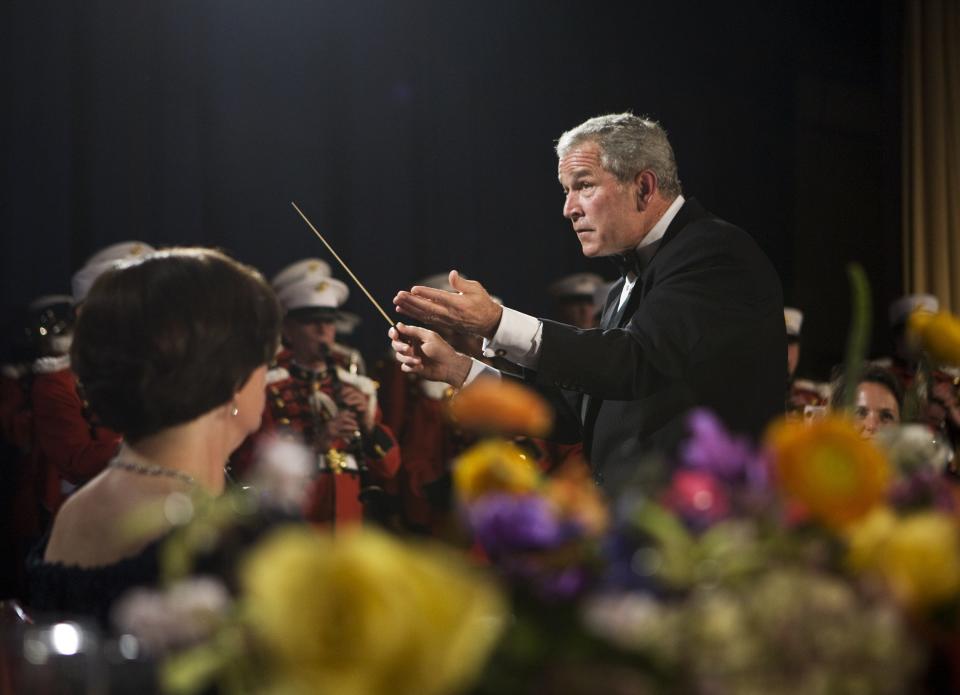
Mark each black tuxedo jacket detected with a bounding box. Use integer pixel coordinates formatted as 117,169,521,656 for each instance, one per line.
526,198,785,493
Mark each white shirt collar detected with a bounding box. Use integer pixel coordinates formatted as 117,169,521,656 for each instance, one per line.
637,194,685,249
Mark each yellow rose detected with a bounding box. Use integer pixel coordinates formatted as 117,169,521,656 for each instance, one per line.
845,506,898,573
766,416,890,529
241,526,505,695
453,439,542,503
908,310,960,366
878,512,960,611
847,509,960,611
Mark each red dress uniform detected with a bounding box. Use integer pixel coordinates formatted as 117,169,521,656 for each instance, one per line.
254,360,400,526
786,378,830,419
30,357,121,514
376,357,477,531
1,368,32,453
517,437,586,475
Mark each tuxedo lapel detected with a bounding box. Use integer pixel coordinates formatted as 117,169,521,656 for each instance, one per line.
611,198,709,329
599,279,624,329
580,198,710,451
583,281,623,423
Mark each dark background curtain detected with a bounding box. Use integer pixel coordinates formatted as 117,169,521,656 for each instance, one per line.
1,0,902,380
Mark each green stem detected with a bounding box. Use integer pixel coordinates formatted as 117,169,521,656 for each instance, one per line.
840,263,872,410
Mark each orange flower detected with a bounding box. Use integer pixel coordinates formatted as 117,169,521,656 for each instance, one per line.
908,310,960,366
448,378,552,437
543,459,609,535
766,416,891,529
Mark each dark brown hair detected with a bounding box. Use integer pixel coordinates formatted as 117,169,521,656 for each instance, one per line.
830,364,905,413
72,248,281,442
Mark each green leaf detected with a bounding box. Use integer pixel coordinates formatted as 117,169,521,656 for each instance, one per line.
840,263,872,410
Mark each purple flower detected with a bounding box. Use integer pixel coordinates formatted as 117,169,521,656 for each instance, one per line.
534,566,589,599
468,494,571,556
681,409,759,481
467,494,592,600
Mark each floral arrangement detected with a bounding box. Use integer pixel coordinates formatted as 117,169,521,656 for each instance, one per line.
453,401,960,693
112,300,960,695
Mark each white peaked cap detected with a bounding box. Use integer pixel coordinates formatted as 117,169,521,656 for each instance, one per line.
29,294,74,312
548,272,606,299
277,276,349,313
72,241,156,303
784,307,804,337
82,241,154,268
72,260,120,303
889,293,939,325
271,258,332,292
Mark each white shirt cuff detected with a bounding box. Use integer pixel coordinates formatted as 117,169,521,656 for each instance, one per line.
464,358,501,385
482,306,543,369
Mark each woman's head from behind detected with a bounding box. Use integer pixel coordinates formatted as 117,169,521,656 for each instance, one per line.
72,248,281,444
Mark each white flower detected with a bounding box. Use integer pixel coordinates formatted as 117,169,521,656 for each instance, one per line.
111,576,231,655
249,437,314,510
877,424,953,473
581,592,681,662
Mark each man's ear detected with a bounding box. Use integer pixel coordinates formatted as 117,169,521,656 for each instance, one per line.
634,170,658,210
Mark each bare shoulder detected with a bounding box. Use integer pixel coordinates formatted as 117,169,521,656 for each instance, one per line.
43,472,170,567
43,478,104,565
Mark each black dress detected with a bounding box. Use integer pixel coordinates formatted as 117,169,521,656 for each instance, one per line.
26,532,167,628
26,505,297,629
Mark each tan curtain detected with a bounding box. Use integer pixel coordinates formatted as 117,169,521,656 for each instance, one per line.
903,0,960,313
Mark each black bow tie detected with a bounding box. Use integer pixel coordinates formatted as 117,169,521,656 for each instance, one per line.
610,240,662,279
611,251,641,278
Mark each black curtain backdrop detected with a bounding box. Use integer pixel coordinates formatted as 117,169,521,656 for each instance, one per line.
1,1,901,378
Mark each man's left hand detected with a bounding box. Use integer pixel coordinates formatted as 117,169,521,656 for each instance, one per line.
393,270,503,339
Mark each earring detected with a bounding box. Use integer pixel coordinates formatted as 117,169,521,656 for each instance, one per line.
230,404,240,417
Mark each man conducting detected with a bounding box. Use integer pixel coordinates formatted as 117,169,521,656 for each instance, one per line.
390,113,785,492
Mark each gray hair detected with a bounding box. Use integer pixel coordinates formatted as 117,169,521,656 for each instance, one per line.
556,113,682,198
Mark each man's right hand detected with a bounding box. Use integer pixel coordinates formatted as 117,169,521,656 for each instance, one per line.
388,323,473,388
393,270,503,339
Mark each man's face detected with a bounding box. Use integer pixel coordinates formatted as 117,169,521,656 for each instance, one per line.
283,315,337,364
559,141,642,258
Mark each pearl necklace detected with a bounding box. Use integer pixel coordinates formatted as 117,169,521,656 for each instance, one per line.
108,459,197,487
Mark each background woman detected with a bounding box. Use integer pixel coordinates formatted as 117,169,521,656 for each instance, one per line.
830,365,903,438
